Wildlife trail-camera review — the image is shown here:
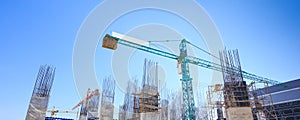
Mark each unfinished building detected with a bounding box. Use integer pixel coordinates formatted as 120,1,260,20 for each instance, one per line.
249,81,278,120
26,65,56,120
87,90,100,119
219,49,253,120
133,59,160,119
250,79,300,120
100,76,116,120
119,78,139,120
118,59,160,120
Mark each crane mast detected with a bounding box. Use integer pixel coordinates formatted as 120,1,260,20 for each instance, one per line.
179,39,196,119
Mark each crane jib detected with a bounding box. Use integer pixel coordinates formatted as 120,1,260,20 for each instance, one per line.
102,34,281,86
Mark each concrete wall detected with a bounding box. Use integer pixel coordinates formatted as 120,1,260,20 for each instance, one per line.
26,96,49,120
226,107,253,120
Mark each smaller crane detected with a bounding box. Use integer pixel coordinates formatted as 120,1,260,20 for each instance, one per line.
72,88,100,110
47,106,78,119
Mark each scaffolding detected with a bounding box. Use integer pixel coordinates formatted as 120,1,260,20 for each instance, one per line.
207,84,225,120
26,65,56,120
116,59,161,120
219,49,253,120
249,81,278,120
133,59,160,120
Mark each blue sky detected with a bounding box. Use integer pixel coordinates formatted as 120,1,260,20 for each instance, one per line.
0,0,299,119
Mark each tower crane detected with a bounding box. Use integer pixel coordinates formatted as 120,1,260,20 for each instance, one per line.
101,32,281,120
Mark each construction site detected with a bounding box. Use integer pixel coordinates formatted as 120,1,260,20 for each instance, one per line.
25,33,300,120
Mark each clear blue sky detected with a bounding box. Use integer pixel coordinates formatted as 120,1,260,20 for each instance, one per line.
0,0,299,119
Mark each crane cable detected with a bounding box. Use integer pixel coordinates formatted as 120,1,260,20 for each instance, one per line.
148,39,220,61
185,41,220,60
185,41,283,86
148,40,181,43
117,36,281,86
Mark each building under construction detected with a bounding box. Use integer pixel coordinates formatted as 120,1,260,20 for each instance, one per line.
248,81,277,120
134,59,160,119
24,33,300,120
26,63,298,120
118,59,161,120
26,65,56,120
207,84,225,120
119,78,139,120
251,79,300,120
206,49,282,120
100,32,296,120
219,49,253,120
100,76,116,120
